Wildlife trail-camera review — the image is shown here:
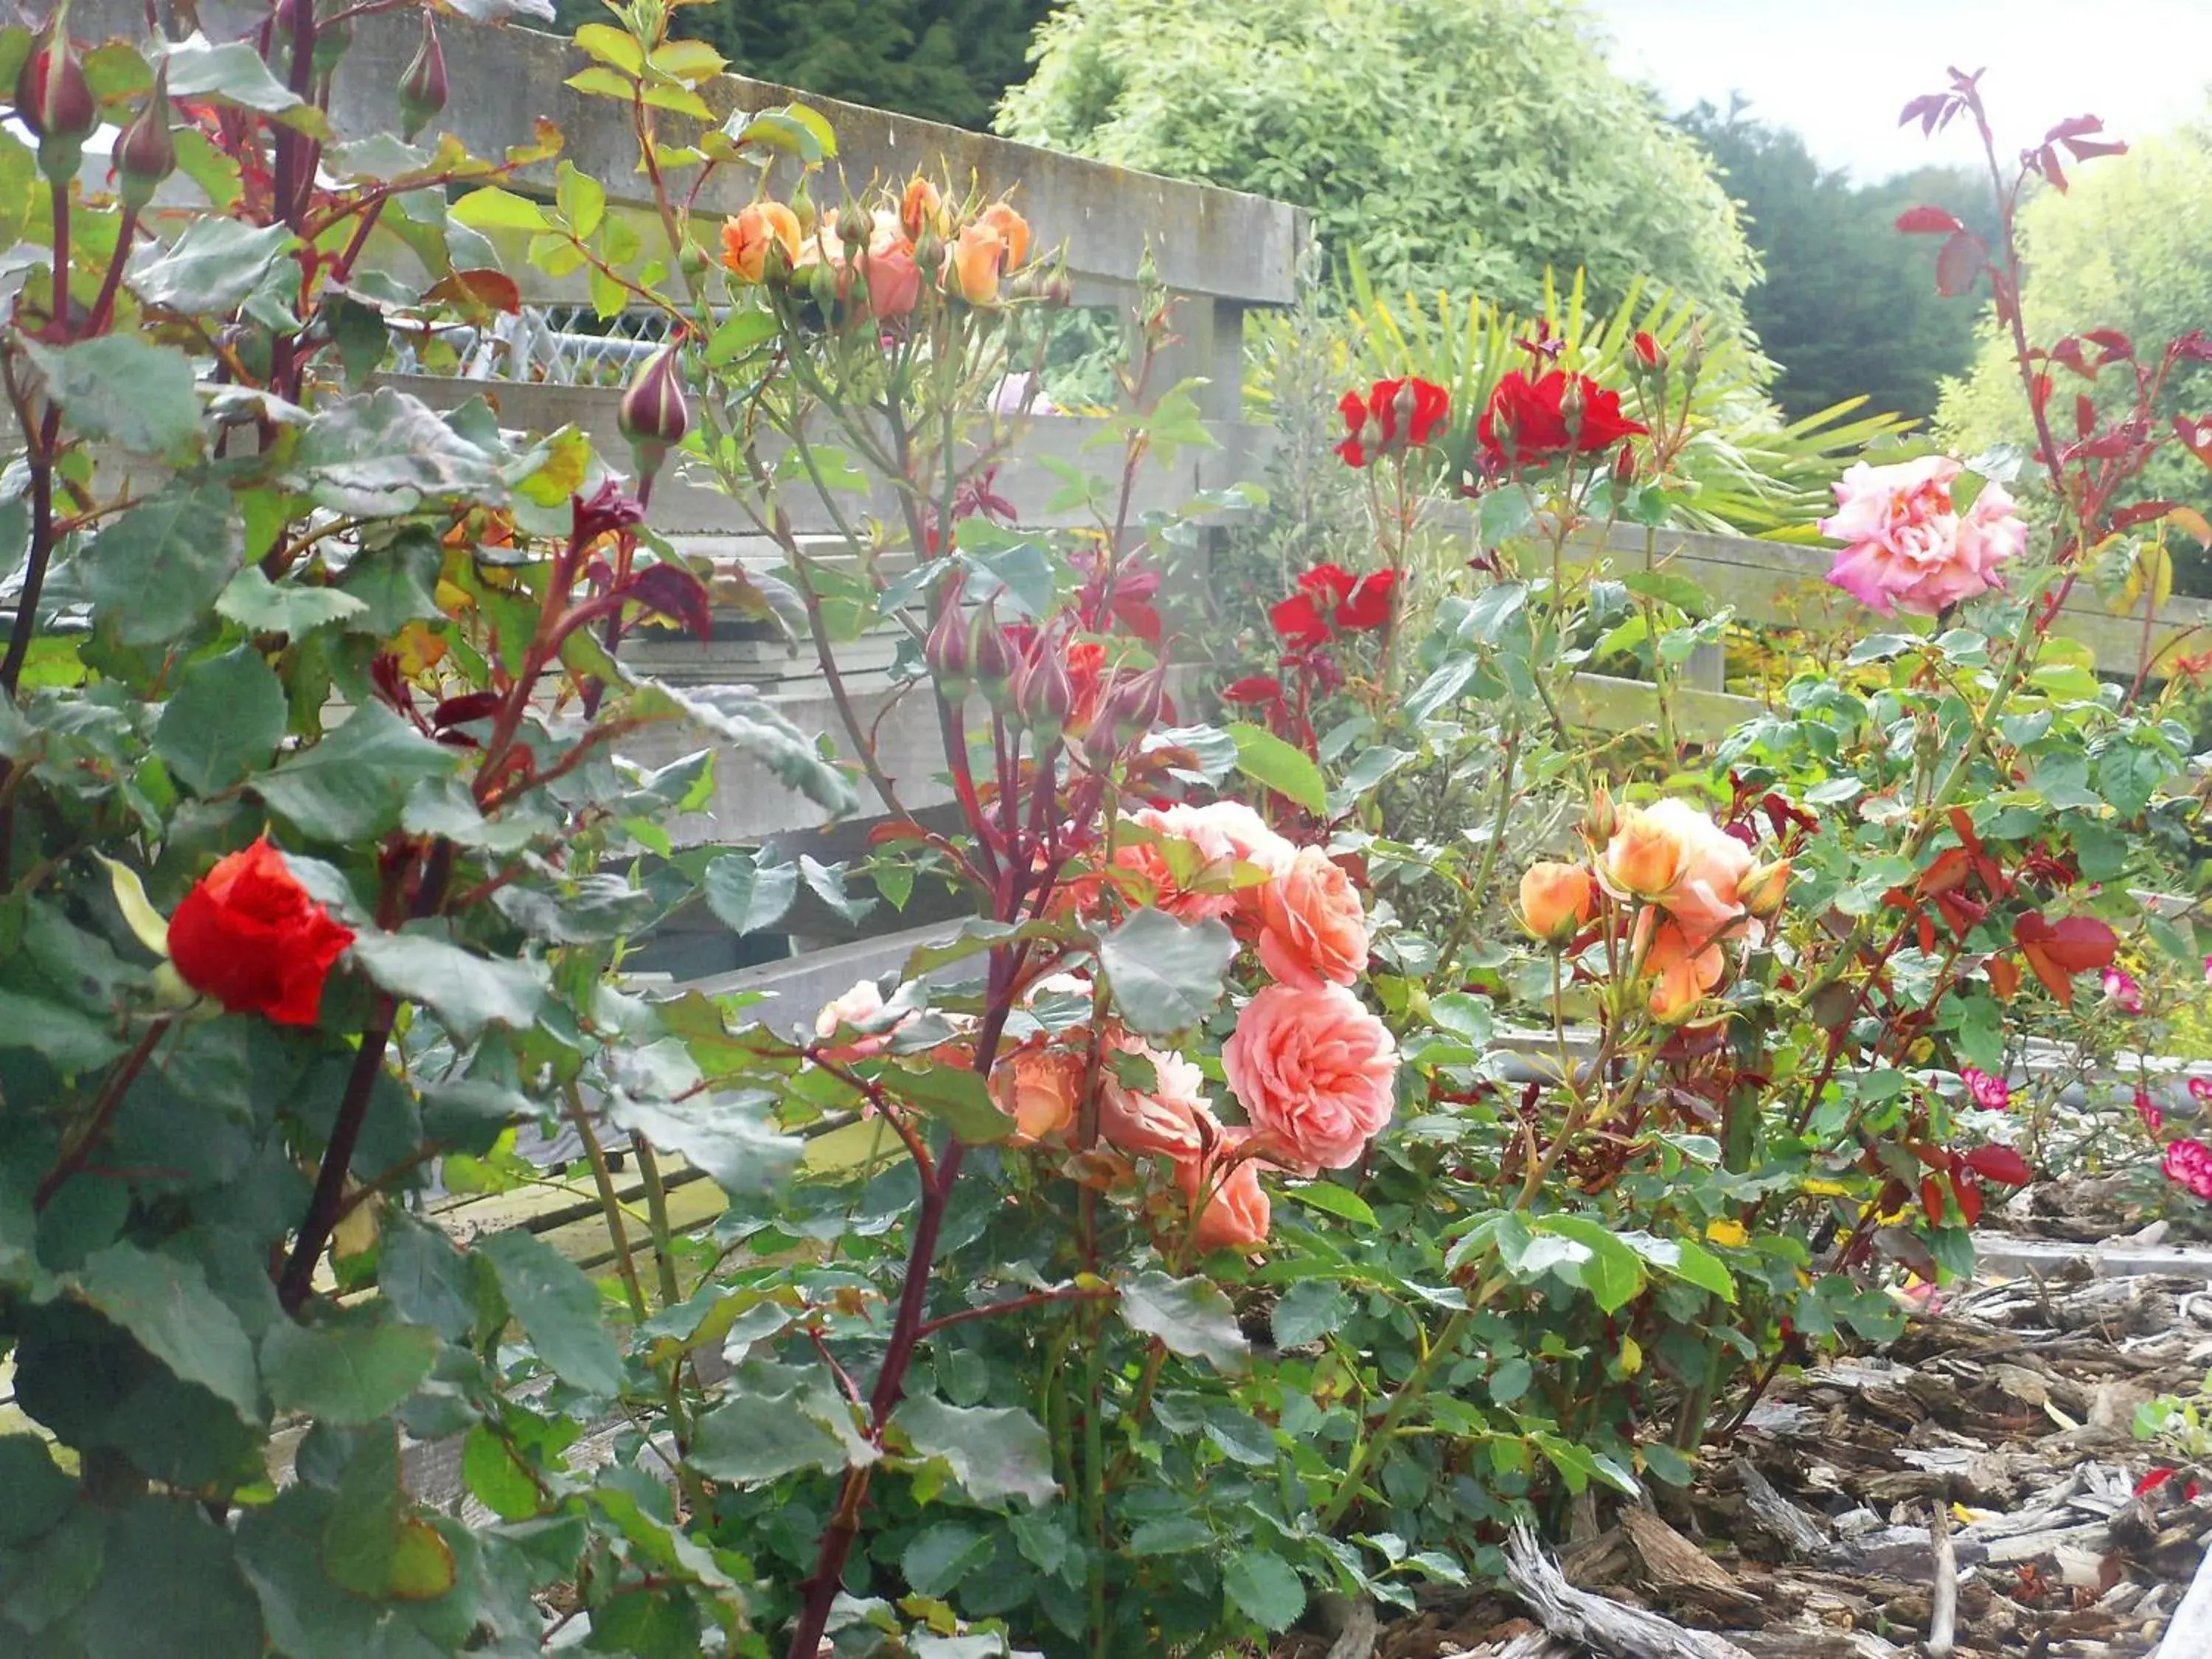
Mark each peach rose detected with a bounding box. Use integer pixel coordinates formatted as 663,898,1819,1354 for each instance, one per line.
978,201,1031,268
1116,806,1240,922
1520,861,1596,944
862,215,921,321
947,221,1008,305
1635,911,1727,1023
813,978,911,1063
1596,799,1753,947
1177,800,1296,881
1098,1036,1211,1159
1175,1137,1270,1253
991,1045,1084,1144
1257,844,1368,988
720,201,801,283
1222,982,1397,1171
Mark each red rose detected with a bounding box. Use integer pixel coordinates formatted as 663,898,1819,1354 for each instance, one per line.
169,838,356,1026
1337,570,1397,632
1297,563,1357,605
1269,591,1329,647
1335,378,1450,467
1477,369,1646,465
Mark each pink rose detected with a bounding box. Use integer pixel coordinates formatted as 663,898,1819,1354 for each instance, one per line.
1961,1067,2010,1111
862,212,921,321
1257,844,1368,988
991,1046,1084,1144
2163,1138,2212,1200
1172,801,1297,881
2102,967,2143,1015
2136,1088,2165,1134
1098,1035,1211,1159
1119,805,1245,922
1820,456,2022,616
1596,798,1753,948
814,978,911,1063
1175,1136,1271,1253
1222,982,1397,1171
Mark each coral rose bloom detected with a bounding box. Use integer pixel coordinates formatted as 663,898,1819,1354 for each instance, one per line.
1176,1136,1271,1252
1119,805,1242,922
720,201,801,283
947,221,1009,305
1820,456,2023,616
1257,844,1368,988
861,215,922,320
1596,799,1753,947
1223,983,1397,1171
1167,799,1295,919
1099,1037,1211,1159
169,838,355,1026
978,201,1031,268
1520,861,1596,943
1635,911,1728,1023
991,1046,1084,1144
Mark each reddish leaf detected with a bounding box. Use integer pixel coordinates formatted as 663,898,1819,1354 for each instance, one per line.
431,690,502,728
2048,336,2093,379
1895,204,1964,235
1986,956,2022,1001
2076,394,2098,439
422,268,523,314
2031,144,2069,194
1961,1144,2033,1186
2012,912,2119,1006
2174,415,2212,468
1921,1175,1948,1228
625,563,712,641
2111,500,2180,531
2085,327,2135,364
2030,372,2053,417
1220,674,1282,705
1935,231,1987,297
1947,1167,1984,1226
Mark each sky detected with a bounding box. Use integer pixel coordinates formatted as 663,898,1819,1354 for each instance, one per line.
1586,0,2212,184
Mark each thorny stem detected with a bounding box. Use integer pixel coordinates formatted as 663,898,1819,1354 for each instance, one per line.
631,1135,684,1309
34,1018,174,1210
278,995,397,1311
566,1082,648,1322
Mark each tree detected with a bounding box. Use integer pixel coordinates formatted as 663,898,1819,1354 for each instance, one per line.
1936,107,2212,590
995,0,1759,321
1681,103,1988,424
549,0,1055,130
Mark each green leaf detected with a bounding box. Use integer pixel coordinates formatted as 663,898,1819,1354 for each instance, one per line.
885,1064,1017,1144
1224,1550,1305,1632
128,218,299,315
216,566,367,636
1099,907,1236,1036
799,855,875,926
260,1315,437,1425
1226,721,1328,813
706,308,779,364
621,678,856,815
1533,1215,1646,1314
1619,568,1715,619
1117,1269,1247,1374
1489,1354,1533,1405
462,1425,542,1522
160,35,323,128
902,1522,994,1598
1627,1232,1735,1304
0,1436,75,1545
554,161,605,239
0,987,125,1068
1127,1515,1212,1554
476,1231,624,1396
153,646,286,794
1270,1279,1352,1348
377,1212,483,1343
891,1397,1058,1506
27,335,202,458
449,186,553,232
1281,1180,1377,1230
604,1091,799,1194
69,1242,261,1422
348,927,546,1041
257,705,459,842
78,1497,263,1659
74,481,243,645
1204,1406,1279,1466
291,389,508,515
692,1363,874,1482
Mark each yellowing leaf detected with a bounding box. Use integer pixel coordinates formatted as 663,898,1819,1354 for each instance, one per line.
1618,1335,1644,1377
96,853,171,958
1704,1218,1748,1248
2169,505,2212,548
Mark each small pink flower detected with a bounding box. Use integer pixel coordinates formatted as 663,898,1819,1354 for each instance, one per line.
2102,967,2143,1015
2138,1088,2166,1134
1819,457,2022,616
813,978,913,1063
1961,1068,2010,1111
2202,952,2211,982
2190,1077,2212,1106
2163,1138,2212,1200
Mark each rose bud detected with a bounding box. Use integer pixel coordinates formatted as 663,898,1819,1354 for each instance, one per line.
397,13,448,141
1582,785,1618,849
838,201,871,251
1596,804,1686,901
790,177,817,238
1740,858,1790,921
900,174,943,242
1520,862,1596,945
925,596,972,700
114,64,176,215
1105,666,1164,745
970,608,1016,709
17,29,96,184
617,344,689,508
1015,642,1074,748
1630,330,1667,375
169,838,357,1026
978,201,1031,268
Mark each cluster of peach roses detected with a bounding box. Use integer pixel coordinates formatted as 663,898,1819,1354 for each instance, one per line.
1519,796,1788,1023
720,174,1033,321
813,801,1399,1254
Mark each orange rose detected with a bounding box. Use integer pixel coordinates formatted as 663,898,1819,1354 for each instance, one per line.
900,175,946,241
720,201,801,283
1520,861,1596,944
1222,983,1397,1172
1175,1136,1270,1252
991,1046,1084,1144
1257,844,1368,988
947,221,1008,305
978,201,1031,269
1635,911,1727,1023
1597,799,1753,947
1099,1036,1211,1159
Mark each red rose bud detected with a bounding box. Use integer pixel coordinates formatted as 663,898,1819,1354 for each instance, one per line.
17,31,96,183
970,608,1015,709
1631,330,1667,375
1612,444,1637,490
114,65,176,215
925,595,972,700
617,344,689,507
397,13,448,142
169,838,356,1026
1015,641,1074,747
1106,666,1164,745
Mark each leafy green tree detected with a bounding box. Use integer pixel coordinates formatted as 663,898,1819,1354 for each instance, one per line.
1937,108,2212,590
549,0,1055,129
996,0,1759,320
1681,103,1987,424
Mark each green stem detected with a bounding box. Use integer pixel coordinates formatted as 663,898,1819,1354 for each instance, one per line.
632,1134,682,1308
1318,1306,1472,1532
566,1082,647,1323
